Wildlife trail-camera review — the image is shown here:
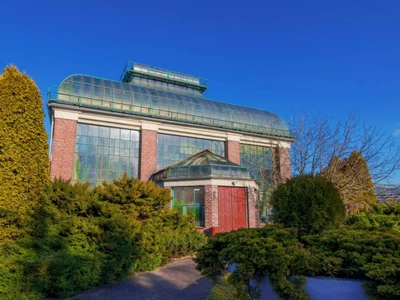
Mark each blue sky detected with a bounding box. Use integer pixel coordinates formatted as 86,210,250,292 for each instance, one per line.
1,0,400,181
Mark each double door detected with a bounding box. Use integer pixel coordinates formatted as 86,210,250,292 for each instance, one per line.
218,187,246,233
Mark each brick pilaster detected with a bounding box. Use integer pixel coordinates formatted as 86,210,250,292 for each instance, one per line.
247,187,258,228
50,118,77,180
277,146,291,182
140,129,158,181
226,140,240,164
204,185,219,235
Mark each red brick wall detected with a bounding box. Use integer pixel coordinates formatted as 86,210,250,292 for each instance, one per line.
227,140,240,164
203,185,219,235
140,129,158,181
278,147,291,182
50,118,77,180
247,187,258,228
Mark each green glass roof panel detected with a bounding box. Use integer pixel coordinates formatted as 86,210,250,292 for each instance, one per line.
150,150,253,182
49,74,291,138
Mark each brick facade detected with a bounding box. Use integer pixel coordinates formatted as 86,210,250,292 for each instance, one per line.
226,140,240,164
277,147,291,182
140,129,158,181
247,187,258,228
50,118,77,180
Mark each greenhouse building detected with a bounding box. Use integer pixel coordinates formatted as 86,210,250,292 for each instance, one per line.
48,62,293,234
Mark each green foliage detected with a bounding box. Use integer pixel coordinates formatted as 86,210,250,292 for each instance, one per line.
2,176,206,299
196,226,313,300
271,175,345,236
197,218,400,300
345,202,400,232
321,150,377,214
303,227,400,299
0,66,50,241
205,273,252,300
96,173,172,219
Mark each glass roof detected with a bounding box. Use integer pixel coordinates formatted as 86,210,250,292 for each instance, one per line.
120,62,208,93
150,150,253,182
49,74,291,138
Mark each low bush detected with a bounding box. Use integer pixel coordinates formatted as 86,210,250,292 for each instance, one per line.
205,273,252,300
345,202,400,232
195,226,314,300
196,223,400,300
304,227,400,299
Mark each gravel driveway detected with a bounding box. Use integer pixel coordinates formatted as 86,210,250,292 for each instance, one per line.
69,258,212,300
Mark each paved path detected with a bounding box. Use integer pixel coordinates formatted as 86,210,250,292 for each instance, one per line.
69,258,212,300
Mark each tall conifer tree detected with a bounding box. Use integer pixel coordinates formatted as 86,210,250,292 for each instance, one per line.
0,66,49,239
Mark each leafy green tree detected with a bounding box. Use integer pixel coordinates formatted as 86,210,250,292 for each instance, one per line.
271,175,345,236
0,66,49,240
321,150,376,214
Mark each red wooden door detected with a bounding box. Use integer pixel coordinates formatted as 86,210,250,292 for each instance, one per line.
218,187,246,233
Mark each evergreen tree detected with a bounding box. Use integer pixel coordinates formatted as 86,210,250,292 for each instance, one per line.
321,150,376,214
0,66,49,240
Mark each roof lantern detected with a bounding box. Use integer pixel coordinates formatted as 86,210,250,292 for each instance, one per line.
150,150,253,182
120,62,208,93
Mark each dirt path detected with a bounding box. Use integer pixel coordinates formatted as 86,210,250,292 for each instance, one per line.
69,258,212,300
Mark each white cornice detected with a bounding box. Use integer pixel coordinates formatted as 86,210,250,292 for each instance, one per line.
162,179,258,188
141,121,160,131
53,109,80,121
227,133,241,142
50,104,292,147
78,112,142,130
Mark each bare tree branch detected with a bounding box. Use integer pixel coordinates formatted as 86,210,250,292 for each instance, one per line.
288,111,400,184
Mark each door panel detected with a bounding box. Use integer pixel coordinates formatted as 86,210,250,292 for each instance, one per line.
218,187,246,233
218,187,232,233
232,188,246,230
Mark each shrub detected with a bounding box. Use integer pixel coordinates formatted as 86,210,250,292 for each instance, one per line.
197,224,400,300
303,227,400,299
345,202,400,232
95,174,206,272
196,226,314,300
205,273,252,300
14,176,206,298
20,179,105,298
271,175,345,236
321,151,376,214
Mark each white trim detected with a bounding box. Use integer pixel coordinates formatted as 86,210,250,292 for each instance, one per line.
141,121,160,131
53,109,80,120
49,105,292,146
162,178,258,188
158,123,227,141
278,141,291,148
77,112,142,130
240,135,291,148
227,133,241,142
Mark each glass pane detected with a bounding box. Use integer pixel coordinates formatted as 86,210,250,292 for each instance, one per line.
73,123,139,187
157,133,225,170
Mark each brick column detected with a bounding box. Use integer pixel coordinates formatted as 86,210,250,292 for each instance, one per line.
247,186,258,228
140,122,158,181
50,115,78,180
226,134,241,164
277,146,291,182
204,185,219,236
